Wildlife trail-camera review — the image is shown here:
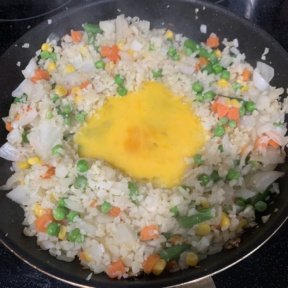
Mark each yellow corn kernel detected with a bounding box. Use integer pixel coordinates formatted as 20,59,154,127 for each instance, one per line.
58,225,67,240
200,200,210,209
71,86,81,96
195,223,211,236
220,212,231,231
41,43,53,53
217,79,230,88
185,252,198,267
165,30,174,40
230,99,241,108
127,49,134,56
17,161,30,170
117,41,124,50
241,85,249,93
55,85,68,97
47,61,56,73
50,192,57,203
152,259,166,276
237,218,248,231
27,156,41,165
79,45,89,56
74,95,83,104
82,251,92,262
33,203,44,217
65,64,76,73
214,49,222,58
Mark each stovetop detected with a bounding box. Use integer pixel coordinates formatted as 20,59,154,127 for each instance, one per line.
0,1,288,287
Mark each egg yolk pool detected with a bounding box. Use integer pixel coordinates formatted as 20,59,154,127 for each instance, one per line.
75,82,206,187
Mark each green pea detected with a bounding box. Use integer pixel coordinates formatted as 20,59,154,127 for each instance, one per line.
244,101,256,113
203,90,216,101
184,47,193,56
228,120,237,128
53,206,69,221
235,197,246,207
114,74,125,86
202,63,213,74
82,23,102,34
63,116,72,126
221,70,230,80
192,81,204,94
117,86,128,96
212,63,223,74
51,94,59,103
198,47,210,58
197,173,210,186
195,94,204,102
74,175,88,189
67,211,79,222
101,201,112,213
232,82,243,91
226,168,240,181
57,197,67,207
193,154,203,165
152,69,163,79
95,59,105,69
167,47,177,58
67,228,84,243
169,206,179,217
75,111,87,123
213,124,225,137
254,200,268,212
61,104,73,115
40,51,50,59
171,53,180,61
52,144,64,156
210,170,220,182
184,39,198,52
239,105,246,116
148,43,155,51
76,159,89,173
46,111,53,119
219,117,228,125
46,222,60,236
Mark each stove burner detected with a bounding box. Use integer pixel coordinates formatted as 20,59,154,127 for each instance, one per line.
0,0,71,21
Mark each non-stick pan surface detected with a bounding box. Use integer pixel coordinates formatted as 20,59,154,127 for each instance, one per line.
0,0,288,287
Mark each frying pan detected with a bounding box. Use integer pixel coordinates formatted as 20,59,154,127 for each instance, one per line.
0,0,288,287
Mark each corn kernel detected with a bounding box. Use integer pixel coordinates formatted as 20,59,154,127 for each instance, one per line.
50,192,57,203
214,49,222,58
127,49,134,56
71,86,81,96
165,30,174,40
17,161,30,170
230,99,241,108
217,79,230,88
74,95,83,104
65,64,76,73
27,156,41,165
237,218,248,231
220,212,231,231
55,85,68,97
152,259,166,276
79,46,89,56
41,43,53,53
200,200,210,209
117,42,124,50
33,203,44,217
82,251,92,262
47,61,56,73
241,85,249,93
58,225,67,240
185,252,198,267
195,223,211,236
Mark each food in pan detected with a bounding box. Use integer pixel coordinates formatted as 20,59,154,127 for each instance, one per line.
1,15,287,278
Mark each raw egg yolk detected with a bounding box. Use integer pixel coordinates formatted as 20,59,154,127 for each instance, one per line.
75,82,206,187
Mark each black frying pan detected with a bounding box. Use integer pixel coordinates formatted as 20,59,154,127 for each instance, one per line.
0,0,288,287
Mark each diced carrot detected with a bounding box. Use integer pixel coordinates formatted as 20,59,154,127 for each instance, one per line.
268,139,280,148
109,206,121,217
140,224,159,241
41,165,55,179
195,56,208,71
80,80,90,89
100,45,120,63
254,136,269,149
242,68,251,81
206,35,220,48
31,69,50,83
217,103,229,118
143,254,160,274
35,209,53,232
168,235,185,245
106,259,126,279
5,121,13,132
71,30,83,43
14,113,21,121
227,107,240,122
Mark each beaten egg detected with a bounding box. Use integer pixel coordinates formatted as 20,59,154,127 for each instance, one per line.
75,82,206,187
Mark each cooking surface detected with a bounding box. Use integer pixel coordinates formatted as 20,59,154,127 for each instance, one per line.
0,0,288,287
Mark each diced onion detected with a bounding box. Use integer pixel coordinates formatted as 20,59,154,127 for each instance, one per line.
0,142,20,161
7,186,29,205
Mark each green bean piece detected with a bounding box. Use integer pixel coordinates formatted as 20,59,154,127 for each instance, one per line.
159,244,191,262
169,206,179,217
128,181,139,205
177,208,212,228
184,39,198,52
82,23,102,34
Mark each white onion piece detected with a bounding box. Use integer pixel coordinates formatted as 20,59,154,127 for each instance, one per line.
65,199,84,213
116,14,130,42
253,69,269,91
130,39,143,51
13,108,37,128
0,142,20,161
115,223,137,244
235,188,257,199
6,186,29,205
99,19,115,37
247,171,284,192
7,129,22,145
22,58,37,78
256,61,274,83
178,64,195,75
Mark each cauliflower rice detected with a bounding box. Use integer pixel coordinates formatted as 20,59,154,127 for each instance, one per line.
1,15,288,279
